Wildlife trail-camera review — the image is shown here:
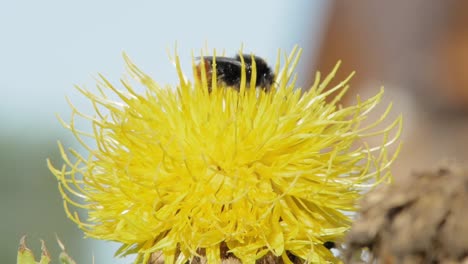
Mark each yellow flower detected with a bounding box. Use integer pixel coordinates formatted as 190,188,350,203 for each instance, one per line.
48,47,401,263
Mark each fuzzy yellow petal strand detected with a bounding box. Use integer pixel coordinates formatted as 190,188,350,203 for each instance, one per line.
48,47,401,263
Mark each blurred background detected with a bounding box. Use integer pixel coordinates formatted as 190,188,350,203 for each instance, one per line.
1,0,467,263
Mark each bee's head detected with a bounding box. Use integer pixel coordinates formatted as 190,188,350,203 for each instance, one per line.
237,54,275,91
253,57,275,91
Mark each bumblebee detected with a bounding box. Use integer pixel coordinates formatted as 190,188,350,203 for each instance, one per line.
196,54,275,91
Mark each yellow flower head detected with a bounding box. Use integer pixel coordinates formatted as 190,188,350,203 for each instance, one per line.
48,47,401,263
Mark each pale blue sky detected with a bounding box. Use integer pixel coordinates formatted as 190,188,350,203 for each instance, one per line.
0,1,328,263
